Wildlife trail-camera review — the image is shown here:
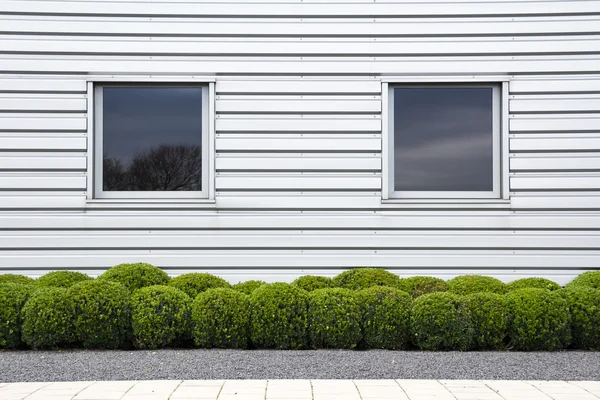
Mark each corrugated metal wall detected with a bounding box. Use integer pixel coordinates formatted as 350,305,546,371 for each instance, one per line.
0,0,599,284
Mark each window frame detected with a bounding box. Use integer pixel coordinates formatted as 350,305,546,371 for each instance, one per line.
383,80,507,201
90,81,213,200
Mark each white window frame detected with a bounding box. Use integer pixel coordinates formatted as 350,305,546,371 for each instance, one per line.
383,80,508,200
89,80,215,200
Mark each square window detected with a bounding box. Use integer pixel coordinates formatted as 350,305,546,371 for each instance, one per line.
387,84,501,199
93,84,209,199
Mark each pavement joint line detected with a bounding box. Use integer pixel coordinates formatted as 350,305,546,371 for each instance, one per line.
438,379,459,400
22,382,53,400
569,382,600,399
351,379,363,400
168,380,183,400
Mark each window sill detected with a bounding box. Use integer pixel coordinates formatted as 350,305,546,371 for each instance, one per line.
85,199,216,210
381,198,512,209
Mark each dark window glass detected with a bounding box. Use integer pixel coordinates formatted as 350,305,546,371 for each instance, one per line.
393,87,494,192
102,86,203,191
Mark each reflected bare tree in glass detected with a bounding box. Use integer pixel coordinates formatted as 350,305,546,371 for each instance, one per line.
103,157,128,191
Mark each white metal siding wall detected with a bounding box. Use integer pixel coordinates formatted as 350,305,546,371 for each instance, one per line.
0,0,599,284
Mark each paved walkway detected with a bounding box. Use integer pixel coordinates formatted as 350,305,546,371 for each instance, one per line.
2,380,600,400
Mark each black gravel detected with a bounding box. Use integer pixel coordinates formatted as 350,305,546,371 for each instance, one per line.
1,350,599,382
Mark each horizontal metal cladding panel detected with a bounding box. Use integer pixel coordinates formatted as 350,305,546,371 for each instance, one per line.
0,155,87,170
511,194,600,210
0,136,86,151
215,155,381,171
510,96,600,113
216,116,381,132
215,194,381,209
215,174,382,191
511,174,600,190
217,80,381,94
216,135,381,152
0,175,86,190
510,134,600,152
0,78,86,93
0,115,87,131
3,16,600,37
0,194,86,208
0,95,87,112
509,115,600,132
216,97,381,114
510,79,600,93
510,155,600,171
1,1,598,16
4,36,600,56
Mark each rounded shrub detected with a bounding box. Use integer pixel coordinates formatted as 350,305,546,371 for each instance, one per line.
0,284,37,348
507,277,561,292
397,276,448,298
232,280,266,295
505,288,571,351
36,270,92,289
332,268,402,290
21,288,76,348
192,288,251,349
356,286,412,349
68,280,131,349
131,285,192,349
447,275,506,295
250,283,309,349
410,292,474,351
0,274,35,285
559,287,600,350
567,271,600,290
292,275,333,292
307,288,362,349
98,262,170,291
169,273,231,299
464,292,507,350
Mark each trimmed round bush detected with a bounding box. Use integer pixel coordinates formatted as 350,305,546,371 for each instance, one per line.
332,268,402,290
21,288,76,348
308,288,362,349
292,275,333,292
505,288,571,351
410,292,474,351
0,274,35,285
567,271,600,290
447,275,506,295
507,277,561,292
192,288,251,349
0,284,37,348
98,262,170,291
131,285,192,349
232,280,266,295
169,273,231,299
68,280,131,349
559,287,600,350
397,276,448,298
464,292,507,350
36,271,92,289
356,286,412,349
250,283,309,349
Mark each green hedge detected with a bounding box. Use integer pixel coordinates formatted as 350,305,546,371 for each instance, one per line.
0,274,35,285
232,280,267,295
0,284,37,348
507,278,561,292
169,273,231,299
567,271,600,290
307,288,361,349
447,275,507,295
332,268,402,290
559,287,600,350
98,263,170,291
292,275,333,292
464,292,507,350
397,276,448,298
36,271,92,289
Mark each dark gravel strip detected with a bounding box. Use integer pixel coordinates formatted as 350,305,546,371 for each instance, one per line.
1,349,598,382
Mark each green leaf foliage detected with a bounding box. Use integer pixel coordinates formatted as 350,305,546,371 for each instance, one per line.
410,292,474,351
98,262,170,291
332,268,402,290
505,288,571,351
356,286,412,349
0,274,35,285
507,277,561,292
447,275,507,295
232,280,267,295
169,273,231,299
250,283,309,349
21,287,76,349
558,287,600,350
567,271,600,290
192,288,251,349
292,275,333,292
464,292,507,350
307,288,362,349
36,271,92,289
0,284,37,348
68,280,131,349
397,276,448,298
131,285,192,350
